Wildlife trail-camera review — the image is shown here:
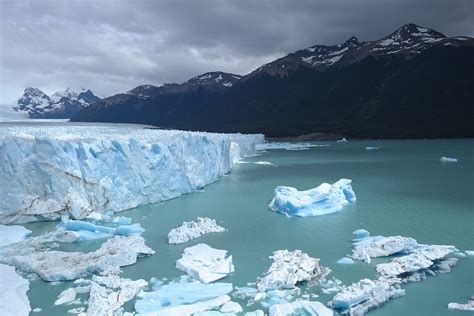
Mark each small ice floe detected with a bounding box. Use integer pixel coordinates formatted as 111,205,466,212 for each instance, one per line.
176,243,234,283
352,229,370,240
376,245,458,279
320,277,344,294
134,276,234,315
220,301,243,313
268,300,333,316
257,249,330,292
168,217,225,244
440,157,458,162
0,263,31,316
448,297,474,311
0,224,32,247
245,310,265,316
269,179,356,217
32,308,42,312
337,138,348,142
351,234,419,262
329,278,405,316
257,142,327,151
0,235,154,282
465,250,474,256
365,146,379,150
254,161,276,166
337,257,355,265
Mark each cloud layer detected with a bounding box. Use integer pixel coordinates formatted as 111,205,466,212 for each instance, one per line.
1,0,473,103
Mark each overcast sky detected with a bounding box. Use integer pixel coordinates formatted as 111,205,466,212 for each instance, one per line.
1,0,473,103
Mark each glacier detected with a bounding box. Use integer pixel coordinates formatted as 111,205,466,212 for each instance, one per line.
168,217,225,244
0,263,31,316
268,179,356,217
176,243,234,283
0,125,263,223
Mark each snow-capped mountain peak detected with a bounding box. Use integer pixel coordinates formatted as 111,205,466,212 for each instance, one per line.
13,87,100,119
187,71,242,88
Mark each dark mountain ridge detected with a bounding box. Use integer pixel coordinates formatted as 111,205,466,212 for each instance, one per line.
72,24,474,139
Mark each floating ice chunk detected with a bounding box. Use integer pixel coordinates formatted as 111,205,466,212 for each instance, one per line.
365,147,379,150
220,301,243,313
135,277,232,314
269,179,356,217
465,250,474,256
440,157,458,162
1,235,154,281
139,294,231,316
337,257,355,265
87,278,147,315
54,288,78,305
55,219,144,242
0,126,263,224
0,264,31,316
351,235,419,262
254,161,276,166
32,308,42,312
352,229,370,240
0,224,32,247
168,217,225,244
257,250,329,292
176,244,234,283
269,300,333,316
337,138,348,142
448,297,474,311
376,245,457,278
329,278,405,316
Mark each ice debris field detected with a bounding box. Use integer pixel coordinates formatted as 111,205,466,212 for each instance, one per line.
0,126,471,315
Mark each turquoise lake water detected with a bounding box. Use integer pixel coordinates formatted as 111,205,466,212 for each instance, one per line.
24,139,474,315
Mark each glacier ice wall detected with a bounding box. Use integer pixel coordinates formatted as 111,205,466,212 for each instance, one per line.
0,126,264,223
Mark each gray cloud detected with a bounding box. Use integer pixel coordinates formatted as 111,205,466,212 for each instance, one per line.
1,0,473,103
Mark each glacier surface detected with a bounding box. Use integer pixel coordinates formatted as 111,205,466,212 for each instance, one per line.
0,224,31,247
269,179,356,217
0,126,263,223
168,217,225,244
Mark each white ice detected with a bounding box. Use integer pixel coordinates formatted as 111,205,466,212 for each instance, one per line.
0,224,31,247
269,179,356,217
351,235,419,262
257,142,328,151
257,249,329,292
176,243,234,283
440,157,458,162
168,217,225,244
448,297,474,311
0,126,263,223
269,300,333,316
254,161,276,166
0,263,31,316
337,257,355,265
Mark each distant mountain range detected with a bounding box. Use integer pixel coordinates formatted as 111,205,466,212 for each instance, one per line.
13,87,100,119
71,23,474,139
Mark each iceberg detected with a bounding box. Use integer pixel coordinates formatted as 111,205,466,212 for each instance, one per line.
337,257,355,265
352,229,370,240
220,301,243,313
268,301,333,316
269,179,356,217
1,235,154,281
245,311,265,316
135,276,233,314
176,244,234,283
365,147,379,150
440,157,458,162
254,161,276,166
337,138,348,142
329,278,405,316
0,224,31,247
0,263,31,316
168,217,225,244
448,297,474,311
0,126,263,223
257,250,329,292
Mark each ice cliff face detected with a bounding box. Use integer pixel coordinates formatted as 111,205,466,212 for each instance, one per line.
0,126,264,224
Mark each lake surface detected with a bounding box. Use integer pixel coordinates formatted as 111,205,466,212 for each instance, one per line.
24,139,474,315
